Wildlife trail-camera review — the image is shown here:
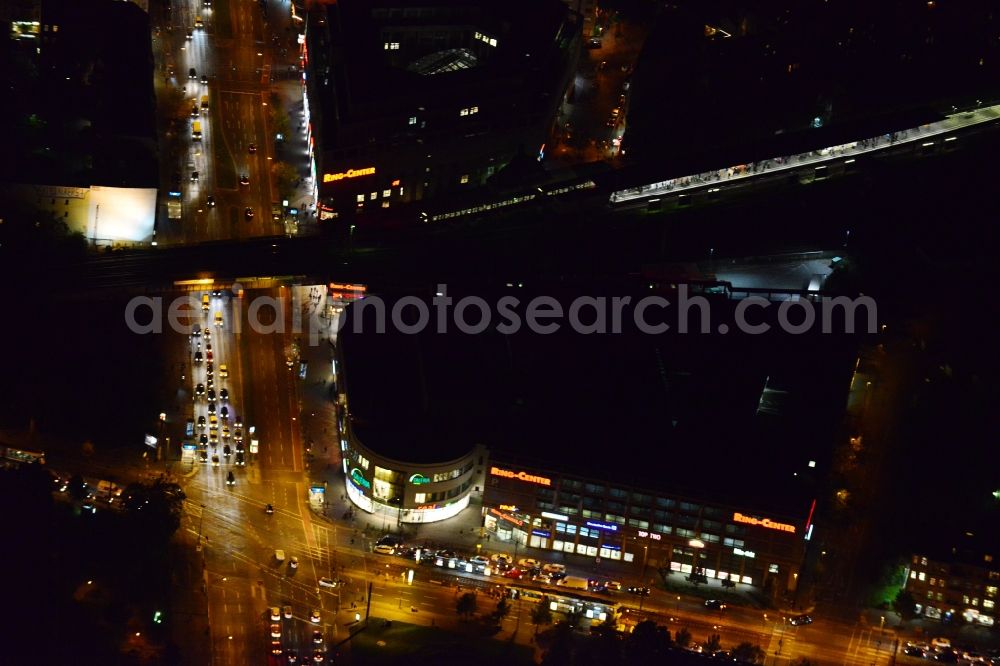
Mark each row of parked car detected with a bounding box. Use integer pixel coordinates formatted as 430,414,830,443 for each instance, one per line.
903,639,1000,664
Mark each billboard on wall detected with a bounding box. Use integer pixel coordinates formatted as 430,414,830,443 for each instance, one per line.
88,186,156,243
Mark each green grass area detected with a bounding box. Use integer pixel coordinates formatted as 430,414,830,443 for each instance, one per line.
212,0,233,40
344,617,535,666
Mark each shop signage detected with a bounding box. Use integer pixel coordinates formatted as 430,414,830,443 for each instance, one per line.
600,544,621,550
637,530,662,541
490,466,552,486
586,520,619,532
734,547,756,558
499,504,518,511
541,511,569,521
350,468,371,489
409,474,430,485
733,512,796,534
323,167,376,182
489,508,524,527
532,530,550,538
417,504,439,510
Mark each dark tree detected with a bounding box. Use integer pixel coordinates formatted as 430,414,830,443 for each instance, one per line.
674,626,692,648
893,589,918,622
531,598,553,636
732,642,766,664
704,633,722,653
456,592,477,620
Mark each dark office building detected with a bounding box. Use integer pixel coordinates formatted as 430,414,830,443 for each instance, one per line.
303,0,581,220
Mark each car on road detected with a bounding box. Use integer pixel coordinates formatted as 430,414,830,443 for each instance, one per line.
191,170,199,182
235,441,244,452
934,651,959,663
312,652,324,664
286,649,298,663
215,311,223,326
206,388,215,402
249,143,257,154
203,328,211,340
318,577,337,589
192,326,201,338
265,504,274,514
470,555,490,566
190,104,199,117
189,68,197,79
211,454,220,467
222,426,230,441
705,599,727,611
290,556,298,569
199,434,208,446
311,610,321,623
207,401,216,415
271,641,282,656
586,38,602,49
270,607,281,622
542,563,566,574
244,207,254,220
221,406,230,420
226,471,234,485
239,174,249,186
209,432,218,446
194,351,203,364
209,415,218,429
270,623,281,638
206,195,215,208
518,558,540,569
312,630,323,644
235,451,245,466
199,451,208,463
789,614,813,626
502,568,524,580
533,572,552,584
220,388,229,401
626,586,650,596
200,74,208,84
374,544,395,555
194,16,203,28
205,349,213,362
222,444,231,457
195,383,205,397
220,364,229,378
283,605,293,619
186,30,193,40
197,415,206,429
904,645,929,657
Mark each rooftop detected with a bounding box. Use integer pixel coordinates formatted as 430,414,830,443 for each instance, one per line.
339,282,861,516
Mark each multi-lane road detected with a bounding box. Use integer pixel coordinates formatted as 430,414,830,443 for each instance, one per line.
156,0,294,244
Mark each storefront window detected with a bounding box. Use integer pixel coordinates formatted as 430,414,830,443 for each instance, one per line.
624,552,634,563
553,540,564,551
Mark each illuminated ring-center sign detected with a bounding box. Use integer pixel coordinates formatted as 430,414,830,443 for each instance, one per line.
350,468,371,489
323,167,376,182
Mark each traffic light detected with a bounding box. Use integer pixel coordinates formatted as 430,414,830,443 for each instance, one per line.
153,611,163,624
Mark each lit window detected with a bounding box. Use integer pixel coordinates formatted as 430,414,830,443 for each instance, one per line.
381,201,390,208
384,42,389,50
930,578,937,586
910,571,917,579
963,596,970,604
918,572,926,581
408,116,417,125
489,38,497,47
460,108,469,117
987,586,998,597
470,106,479,114
972,598,979,606
370,192,377,201
927,591,934,599
460,174,469,184
382,190,391,198
984,599,995,609
414,493,426,504
936,592,943,601
921,557,928,566
398,187,405,196
390,42,400,50
474,32,482,40
356,194,365,203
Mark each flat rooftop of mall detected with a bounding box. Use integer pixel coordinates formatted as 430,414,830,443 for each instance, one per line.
338,284,860,519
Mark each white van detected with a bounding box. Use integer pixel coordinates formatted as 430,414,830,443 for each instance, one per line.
274,550,285,563
542,563,566,574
